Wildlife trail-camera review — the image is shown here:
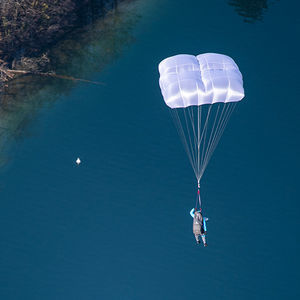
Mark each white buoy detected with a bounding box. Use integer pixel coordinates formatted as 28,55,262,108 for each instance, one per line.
76,158,81,165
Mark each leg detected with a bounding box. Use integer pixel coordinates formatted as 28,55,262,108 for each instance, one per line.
201,234,207,246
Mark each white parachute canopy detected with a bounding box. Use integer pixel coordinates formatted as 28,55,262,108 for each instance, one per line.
158,53,244,182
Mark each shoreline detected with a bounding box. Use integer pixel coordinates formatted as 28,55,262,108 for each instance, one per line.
0,0,122,91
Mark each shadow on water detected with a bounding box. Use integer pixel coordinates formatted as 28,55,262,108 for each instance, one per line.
0,0,140,168
228,0,279,23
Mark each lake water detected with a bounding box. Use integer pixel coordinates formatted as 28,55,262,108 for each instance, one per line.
0,0,299,299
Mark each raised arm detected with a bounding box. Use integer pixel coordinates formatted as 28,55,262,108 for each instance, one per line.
190,208,195,218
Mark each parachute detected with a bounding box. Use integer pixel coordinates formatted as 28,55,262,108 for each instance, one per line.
158,53,244,208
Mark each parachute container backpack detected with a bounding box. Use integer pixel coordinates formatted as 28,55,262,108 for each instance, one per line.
158,53,245,209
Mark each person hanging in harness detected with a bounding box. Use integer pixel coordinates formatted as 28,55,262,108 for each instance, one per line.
190,207,207,246
190,183,208,246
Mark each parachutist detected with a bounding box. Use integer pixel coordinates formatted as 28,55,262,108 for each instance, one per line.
159,53,244,233
190,208,208,246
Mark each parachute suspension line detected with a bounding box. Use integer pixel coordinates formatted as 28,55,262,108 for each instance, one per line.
186,105,203,182
197,105,201,181
199,105,212,177
187,106,199,180
188,106,198,166
170,109,198,179
186,104,212,183
199,104,230,179
191,107,199,179
171,109,194,174
207,102,236,163
200,105,220,170
198,105,212,149
186,108,196,160
200,102,237,177
207,103,236,163
183,108,197,172
170,102,236,183
200,103,227,175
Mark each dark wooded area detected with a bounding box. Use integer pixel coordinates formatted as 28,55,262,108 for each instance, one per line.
0,0,119,85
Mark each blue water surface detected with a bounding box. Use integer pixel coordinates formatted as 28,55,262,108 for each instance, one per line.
0,0,299,299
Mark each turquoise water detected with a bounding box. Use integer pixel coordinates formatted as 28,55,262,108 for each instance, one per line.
0,0,299,299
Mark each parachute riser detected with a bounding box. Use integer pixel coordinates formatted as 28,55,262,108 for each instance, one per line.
195,180,202,211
